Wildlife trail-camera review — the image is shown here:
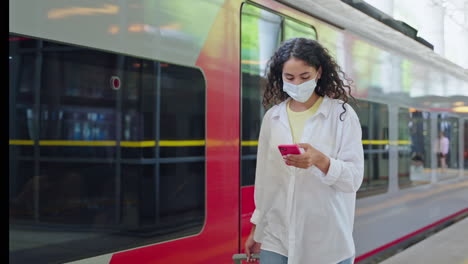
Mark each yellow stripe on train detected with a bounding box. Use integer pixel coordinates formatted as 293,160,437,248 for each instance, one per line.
9,139,206,147
10,139,411,147
362,140,411,145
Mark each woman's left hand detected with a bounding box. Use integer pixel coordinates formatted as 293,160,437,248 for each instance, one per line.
283,143,330,172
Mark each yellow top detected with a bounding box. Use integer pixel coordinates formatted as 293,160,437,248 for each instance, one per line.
287,96,323,144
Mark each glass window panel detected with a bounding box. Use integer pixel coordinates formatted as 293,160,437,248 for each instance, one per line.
159,162,205,224
398,108,412,187
369,103,389,189
37,162,116,225
241,4,282,186
9,35,37,49
9,34,206,263
158,63,205,160
10,53,36,141
38,46,118,159
465,120,468,170
9,161,35,221
349,39,385,97
398,108,431,188
283,18,317,41
121,58,158,159
348,99,370,195
349,100,389,197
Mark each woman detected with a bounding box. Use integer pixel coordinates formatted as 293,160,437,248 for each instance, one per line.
436,131,449,172
245,38,364,264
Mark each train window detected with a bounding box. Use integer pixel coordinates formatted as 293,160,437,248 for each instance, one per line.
241,3,282,186
437,114,460,180
349,99,389,198
9,34,205,263
398,108,431,188
283,18,317,40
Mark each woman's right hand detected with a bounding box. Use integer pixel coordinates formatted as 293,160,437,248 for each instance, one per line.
245,228,261,263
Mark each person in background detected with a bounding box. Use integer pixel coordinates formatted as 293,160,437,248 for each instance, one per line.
244,38,364,264
437,131,450,172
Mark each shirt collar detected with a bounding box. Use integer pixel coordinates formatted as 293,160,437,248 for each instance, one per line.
271,96,332,123
316,96,333,118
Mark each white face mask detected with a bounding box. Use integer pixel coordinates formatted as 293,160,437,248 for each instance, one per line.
282,75,318,103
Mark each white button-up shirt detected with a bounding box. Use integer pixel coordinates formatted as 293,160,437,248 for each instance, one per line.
250,96,364,264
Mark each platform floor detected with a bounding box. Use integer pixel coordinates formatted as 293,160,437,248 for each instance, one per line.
380,217,468,264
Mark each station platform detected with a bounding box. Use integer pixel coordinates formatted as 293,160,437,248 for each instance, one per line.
379,216,468,264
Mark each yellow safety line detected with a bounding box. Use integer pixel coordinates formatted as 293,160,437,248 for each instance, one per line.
120,141,155,147
398,140,411,144
9,139,411,147
362,140,387,145
241,141,259,146
159,140,205,147
9,140,34,145
362,140,411,145
9,139,206,147
40,140,116,146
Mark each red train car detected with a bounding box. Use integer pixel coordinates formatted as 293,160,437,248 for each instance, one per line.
9,0,468,263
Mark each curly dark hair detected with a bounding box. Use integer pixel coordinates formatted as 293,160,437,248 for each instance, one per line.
263,37,355,120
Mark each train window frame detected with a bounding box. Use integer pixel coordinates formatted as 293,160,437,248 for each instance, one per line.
9,33,207,263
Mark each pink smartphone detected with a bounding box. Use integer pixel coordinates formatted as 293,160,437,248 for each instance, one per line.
278,144,302,156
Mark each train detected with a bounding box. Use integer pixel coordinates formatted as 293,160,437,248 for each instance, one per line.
9,0,468,263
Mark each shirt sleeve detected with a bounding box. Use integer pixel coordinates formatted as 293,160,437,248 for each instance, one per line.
318,111,364,193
